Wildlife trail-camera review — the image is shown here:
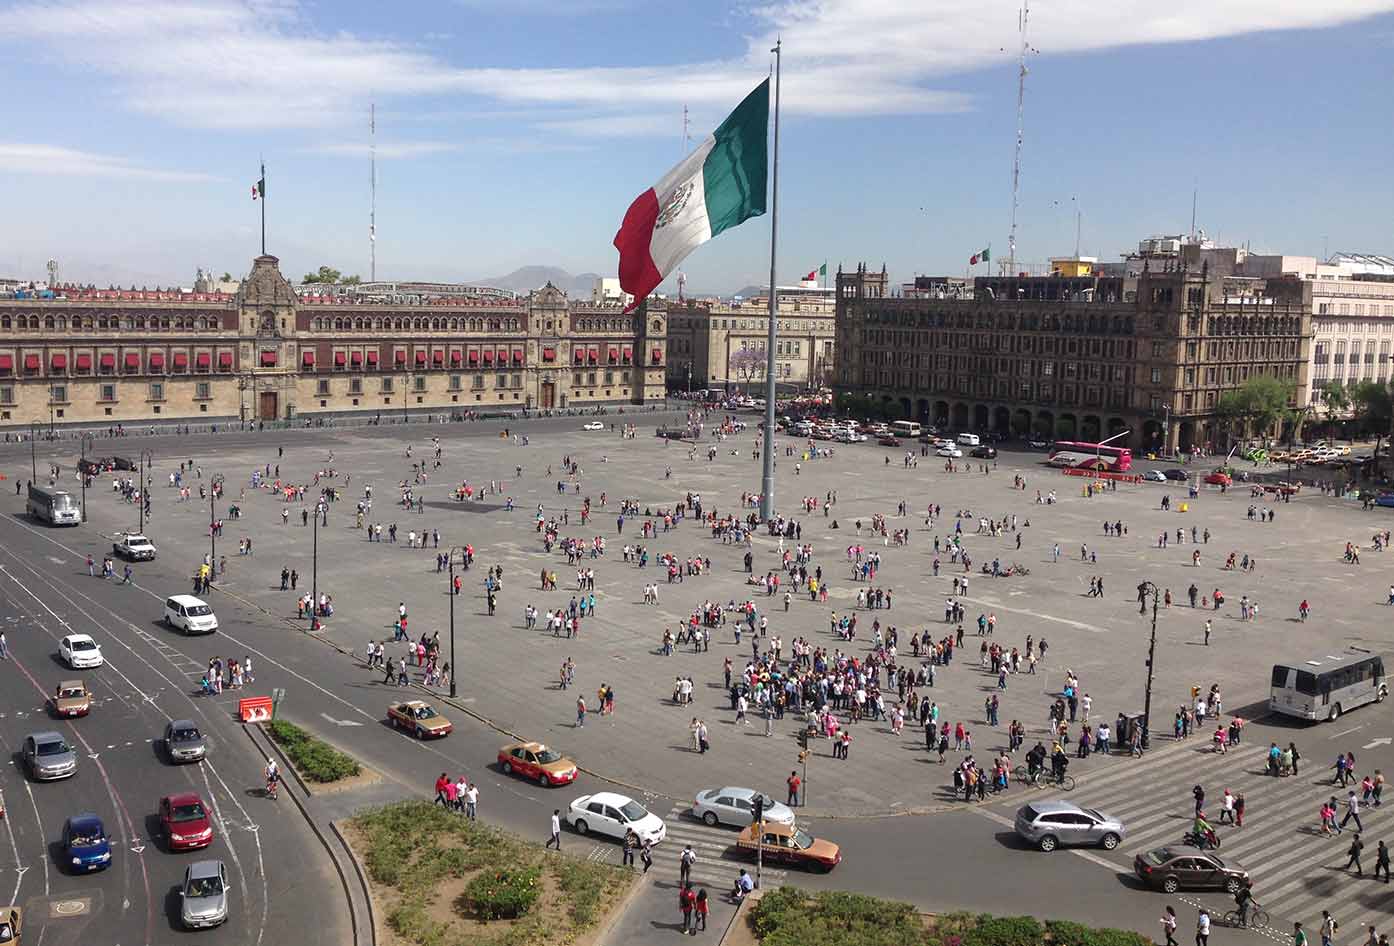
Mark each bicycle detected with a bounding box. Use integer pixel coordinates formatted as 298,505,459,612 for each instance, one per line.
1221,907,1269,929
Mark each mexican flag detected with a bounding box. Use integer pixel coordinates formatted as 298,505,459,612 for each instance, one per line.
969,247,990,265
614,79,769,307
803,263,827,281
251,176,264,200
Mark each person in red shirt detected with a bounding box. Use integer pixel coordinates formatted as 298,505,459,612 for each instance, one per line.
787,771,802,807
695,888,709,931
434,773,450,807
680,884,696,934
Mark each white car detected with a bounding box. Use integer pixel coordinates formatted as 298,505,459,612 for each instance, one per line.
692,787,796,828
1143,470,1168,482
565,791,666,845
60,634,104,669
937,445,963,458
582,422,605,431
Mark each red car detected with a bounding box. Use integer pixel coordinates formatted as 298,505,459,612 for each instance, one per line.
1203,471,1232,486
160,793,214,851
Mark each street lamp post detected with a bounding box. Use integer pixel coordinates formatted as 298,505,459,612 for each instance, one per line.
447,545,466,698
209,474,224,584
310,498,323,631
1136,580,1161,752
138,449,153,534
79,433,94,523
29,423,38,481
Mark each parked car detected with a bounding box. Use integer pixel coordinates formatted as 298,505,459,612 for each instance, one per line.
692,787,795,828
61,814,112,873
161,793,214,851
1162,469,1190,481
876,435,902,447
51,680,92,718
497,741,578,786
734,822,841,872
112,532,157,561
164,719,208,763
23,731,77,780
387,700,453,738
179,860,231,929
582,421,605,430
970,445,997,459
565,792,666,844
937,446,963,458
1142,470,1168,482
58,634,103,669
1027,438,1050,450
1014,801,1124,852
1133,847,1249,894
1203,471,1232,486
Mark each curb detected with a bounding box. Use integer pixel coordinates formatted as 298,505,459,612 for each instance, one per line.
589,859,651,946
244,722,375,946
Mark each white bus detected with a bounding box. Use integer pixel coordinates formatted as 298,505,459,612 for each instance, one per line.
27,483,81,526
1270,650,1387,721
890,421,921,439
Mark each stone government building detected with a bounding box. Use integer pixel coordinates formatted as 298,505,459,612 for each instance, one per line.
0,255,667,427
833,259,1312,454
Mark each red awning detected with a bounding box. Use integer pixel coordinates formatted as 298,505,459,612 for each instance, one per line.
608,347,619,363
25,354,42,371
512,348,523,364
651,347,663,364
336,352,348,367
50,353,67,371
149,352,165,369
260,350,277,367
217,352,232,370
0,354,13,372
302,351,315,367
395,350,407,365
542,347,556,362
77,353,93,371
195,352,210,370
449,350,462,365
365,350,378,366
415,350,427,366
468,349,479,364
574,349,585,364
172,353,188,369
432,350,444,366
100,353,116,369
483,349,494,364
496,347,508,364
123,353,140,369
622,346,632,363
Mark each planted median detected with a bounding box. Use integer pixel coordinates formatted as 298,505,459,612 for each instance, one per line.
266,719,362,783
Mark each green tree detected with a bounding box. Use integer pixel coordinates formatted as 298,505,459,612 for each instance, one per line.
1216,374,1295,447
1351,380,1394,477
1318,381,1350,441
219,271,232,282
343,274,362,285
301,265,343,285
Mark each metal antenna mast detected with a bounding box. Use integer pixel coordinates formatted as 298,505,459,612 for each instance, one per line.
683,104,691,152
370,102,377,282
1005,1,1031,276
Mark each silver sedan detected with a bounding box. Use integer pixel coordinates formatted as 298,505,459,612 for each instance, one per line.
692,787,795,828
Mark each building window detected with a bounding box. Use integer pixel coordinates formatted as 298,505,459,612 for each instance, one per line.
413,376,426,393
195,381,211,399
149,382,164,401
49,384,67,403
512,373,522,389
381,377,394,393
1150,367,1162,384
472,375,484,390
587,371,597,386
449,375,462,391
100,383,116,402
349,377,363,394
317,379,330,396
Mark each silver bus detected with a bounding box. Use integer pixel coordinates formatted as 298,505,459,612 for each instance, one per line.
1270,649,1387,721
27,483,81,526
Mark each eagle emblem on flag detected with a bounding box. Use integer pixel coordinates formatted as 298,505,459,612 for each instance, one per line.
654,179,695,230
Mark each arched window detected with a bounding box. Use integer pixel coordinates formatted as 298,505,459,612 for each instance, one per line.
44,316,55,330
1,316,9,329
29,315,40,330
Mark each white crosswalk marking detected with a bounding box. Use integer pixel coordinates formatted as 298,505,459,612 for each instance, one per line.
984,740,1392,934
574,809,788,890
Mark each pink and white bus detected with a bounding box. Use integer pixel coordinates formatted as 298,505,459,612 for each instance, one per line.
1047,441,1134,472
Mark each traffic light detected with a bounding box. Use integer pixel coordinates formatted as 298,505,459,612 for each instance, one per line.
752,794,765,824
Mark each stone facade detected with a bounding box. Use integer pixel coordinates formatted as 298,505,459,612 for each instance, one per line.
0,255,666,427
665,289,836,393
833,261,1312,454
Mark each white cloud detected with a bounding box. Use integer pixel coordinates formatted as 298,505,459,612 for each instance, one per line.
0,143,217,181
2,0,1391,131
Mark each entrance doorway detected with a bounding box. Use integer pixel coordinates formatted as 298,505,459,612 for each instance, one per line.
259,391,278,420
540,381,555,409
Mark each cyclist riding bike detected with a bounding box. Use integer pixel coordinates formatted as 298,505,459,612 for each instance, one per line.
265,759,280,798
1025,741,1048,783
1051,745,1070,784
1233,883,1256,928
1192,812,1218,849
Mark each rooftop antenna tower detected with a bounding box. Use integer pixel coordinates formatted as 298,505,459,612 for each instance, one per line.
1004,0,1033,276
1190,186,1197,242
46,258,58,289
683,104,691,152
677,270,686,302
370,101,377,282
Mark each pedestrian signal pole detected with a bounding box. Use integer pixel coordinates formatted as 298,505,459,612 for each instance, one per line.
798,728,810,807
752,794,764,889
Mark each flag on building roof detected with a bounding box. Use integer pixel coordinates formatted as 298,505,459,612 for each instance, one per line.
969,247,990,265
803,268,818,281
613,79,769,309
251,175,264,200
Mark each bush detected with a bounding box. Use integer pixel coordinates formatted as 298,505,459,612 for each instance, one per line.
1044,920,1152,946
963,916,1044,946
463,865,542,920
266,718,361,783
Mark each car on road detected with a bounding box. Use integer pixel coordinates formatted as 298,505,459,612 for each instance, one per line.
1027,438,1050,449
163,595,218,635
1263,481,1301,496
110,456,136,471
692,787,795,828
936,445,963,458
1013,801,1124,852
876,435,902,447
582,421,605,430
180,859,231,929
0,907,20,945
970,445,998,459
1203,471,1232,486
59,634,103,669
51,680,92,717
61,814,112,873
565,791,666,845
387,700,453,738
1162,468,1189,481
497,741,578,786
112,532,157,561
734,822,841,872
22,731,76,780
1142,470,1168,482
164,719,208,763
1133,847,1249,894
161,793,214,851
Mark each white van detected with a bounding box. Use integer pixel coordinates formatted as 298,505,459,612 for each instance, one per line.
956,433,981,447
164,595,218,635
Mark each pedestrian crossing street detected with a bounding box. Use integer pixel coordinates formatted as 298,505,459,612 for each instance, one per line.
986,738,1392,934
579,803,787,892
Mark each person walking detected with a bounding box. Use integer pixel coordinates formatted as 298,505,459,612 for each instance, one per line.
464,782,478,821
679,844,696,886
1342,791,1364,833
640,838,653,873
1345,833,1365,876
622,829,637,868
679,884,696,935
0,630,8,660
787,770,801,807
575,695,586,727
1375,840,1391,884
1320,911,1338,946
547,809,561,850
694,888,709,932
1160,906,1178,946
1295,921,1309,946
1196,908,1211,946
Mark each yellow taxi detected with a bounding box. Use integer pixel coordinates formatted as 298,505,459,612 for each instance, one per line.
497,741,579,786
0,907,20,946
52,680,92,718
386,700,452,739
735,821,841,872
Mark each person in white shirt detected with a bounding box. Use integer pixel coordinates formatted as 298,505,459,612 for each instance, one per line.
547,809,561,850
464,783,479,821
1196,909,1211,945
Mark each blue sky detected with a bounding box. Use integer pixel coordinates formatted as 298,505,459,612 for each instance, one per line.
1,0,1392,294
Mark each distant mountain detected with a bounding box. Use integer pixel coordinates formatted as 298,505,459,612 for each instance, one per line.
473,266,602,298
730,284,765,299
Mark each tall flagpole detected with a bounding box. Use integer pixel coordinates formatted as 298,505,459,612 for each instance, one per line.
260,158,266,256
759,40,781,523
